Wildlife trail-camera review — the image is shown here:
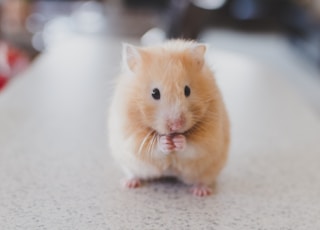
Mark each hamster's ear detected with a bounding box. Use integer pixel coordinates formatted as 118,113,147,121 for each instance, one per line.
122,43,141,73
190,43,207,68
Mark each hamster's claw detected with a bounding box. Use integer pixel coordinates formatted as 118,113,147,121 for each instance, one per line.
124,178,142,189
191,185,212,197
172,134,186,152
159,135,175,154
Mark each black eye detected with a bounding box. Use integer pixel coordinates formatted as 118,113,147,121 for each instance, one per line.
152,88,161,100
184,86,191,97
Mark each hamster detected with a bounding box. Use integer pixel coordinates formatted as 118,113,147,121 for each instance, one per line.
108,40,230,196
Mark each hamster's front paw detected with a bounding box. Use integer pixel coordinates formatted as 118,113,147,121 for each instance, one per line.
158,135,175,154
172,134,186,152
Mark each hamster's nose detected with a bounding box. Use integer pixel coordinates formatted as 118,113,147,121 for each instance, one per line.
168,117,185,132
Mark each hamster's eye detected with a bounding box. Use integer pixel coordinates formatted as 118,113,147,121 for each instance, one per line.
184,86,191,97
152,88,161,100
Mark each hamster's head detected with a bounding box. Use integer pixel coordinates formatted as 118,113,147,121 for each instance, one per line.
122,40,216,136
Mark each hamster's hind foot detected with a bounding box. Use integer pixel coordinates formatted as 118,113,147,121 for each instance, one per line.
123,178,142,189
191,185,212,197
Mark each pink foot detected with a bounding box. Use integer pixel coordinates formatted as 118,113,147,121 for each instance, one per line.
158,135,175,154
191,185,212,197
124,178,142,189
172,134,186,152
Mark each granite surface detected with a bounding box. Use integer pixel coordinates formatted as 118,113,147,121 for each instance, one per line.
0,36,319,229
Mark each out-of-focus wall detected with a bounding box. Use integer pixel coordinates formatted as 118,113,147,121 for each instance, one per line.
312,0,320,15
0,0,35,58
0,0,31,37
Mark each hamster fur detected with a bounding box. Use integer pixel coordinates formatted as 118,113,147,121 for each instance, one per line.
108,40,230,196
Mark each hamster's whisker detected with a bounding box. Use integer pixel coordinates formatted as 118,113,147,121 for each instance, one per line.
153,133,158,152
146,133,153,157
146,131,156,157
149,132,158,157
138,130,154,155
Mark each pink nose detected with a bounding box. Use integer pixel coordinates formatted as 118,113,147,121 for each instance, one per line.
168,118,185,132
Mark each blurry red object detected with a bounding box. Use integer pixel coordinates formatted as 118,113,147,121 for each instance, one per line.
0,41,30,91
7,48,22,67
0,75,8,90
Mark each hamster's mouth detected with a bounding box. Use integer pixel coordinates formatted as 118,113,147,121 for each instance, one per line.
155,122,199,137
159,132,183,137
164,122,199,136
156,130,184,137
157,127,193,137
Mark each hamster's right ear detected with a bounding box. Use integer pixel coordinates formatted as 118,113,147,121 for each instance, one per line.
122,43,142,73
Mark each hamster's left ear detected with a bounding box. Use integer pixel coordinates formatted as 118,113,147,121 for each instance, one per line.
190,43,207,69
122,43,142,73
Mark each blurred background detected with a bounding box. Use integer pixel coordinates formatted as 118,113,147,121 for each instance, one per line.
0,0,320,110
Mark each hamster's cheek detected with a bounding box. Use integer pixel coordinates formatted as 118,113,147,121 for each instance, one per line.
153,120,168,135
189,102,206,121
180,111,193,133
149,108,167,135
139,103,157,125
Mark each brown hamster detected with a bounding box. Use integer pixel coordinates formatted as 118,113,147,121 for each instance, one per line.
108,40,230,196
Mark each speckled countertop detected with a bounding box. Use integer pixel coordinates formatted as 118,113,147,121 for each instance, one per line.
0,36,319,230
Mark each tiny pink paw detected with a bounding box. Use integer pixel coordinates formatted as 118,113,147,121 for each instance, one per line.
172,134,186,151
191,185,212,197
124,178,142,189
158,135,175,154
